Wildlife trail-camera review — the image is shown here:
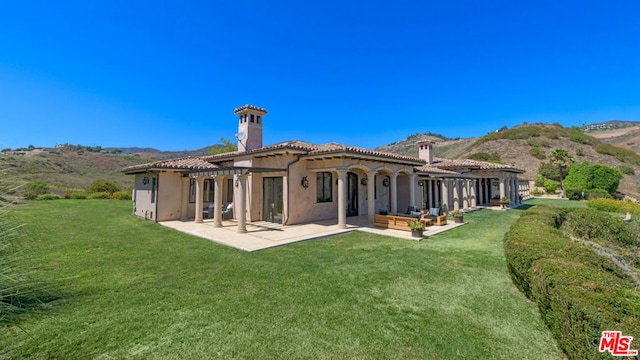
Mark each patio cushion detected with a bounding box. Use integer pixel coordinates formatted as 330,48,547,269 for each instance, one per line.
429,207,440,216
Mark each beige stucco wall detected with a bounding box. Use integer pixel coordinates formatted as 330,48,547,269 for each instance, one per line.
133,173,157,220
156,172,184,221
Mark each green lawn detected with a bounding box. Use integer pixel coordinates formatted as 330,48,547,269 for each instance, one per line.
1,200,565,359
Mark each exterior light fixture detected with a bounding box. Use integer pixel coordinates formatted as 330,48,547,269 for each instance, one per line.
301,176,309,189
361,176,367,186
382,176,390,187
418,180,424,187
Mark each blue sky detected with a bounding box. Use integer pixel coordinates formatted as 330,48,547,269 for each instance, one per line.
1,1,639,151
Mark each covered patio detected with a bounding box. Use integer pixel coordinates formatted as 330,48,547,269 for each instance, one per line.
160,214,468,252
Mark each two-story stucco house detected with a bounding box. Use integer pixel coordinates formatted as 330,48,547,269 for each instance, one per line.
123,104,525,233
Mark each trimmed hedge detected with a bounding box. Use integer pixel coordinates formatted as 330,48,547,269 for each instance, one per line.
111,191,132,200
563,208,639,246
504,205,640,359
87,192,111,199
588,198,640,215
36,193,61,200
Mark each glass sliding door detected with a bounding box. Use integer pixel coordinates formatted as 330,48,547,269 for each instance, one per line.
347,172,358,217
262,177,283,223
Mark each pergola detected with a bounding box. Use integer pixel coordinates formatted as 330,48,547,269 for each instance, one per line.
188,166,284,233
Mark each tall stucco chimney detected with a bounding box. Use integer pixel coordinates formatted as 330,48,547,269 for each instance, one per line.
234,104,267,153
417,140,435,164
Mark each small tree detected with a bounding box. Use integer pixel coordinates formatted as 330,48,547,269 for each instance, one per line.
87,179,120,195
548,148,574,198
208,138,237,156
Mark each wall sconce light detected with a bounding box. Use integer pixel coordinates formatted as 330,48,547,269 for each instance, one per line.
361,175,367,186
301,176,309,189
418,180,424,187
235,179,239,188
382,176,390,187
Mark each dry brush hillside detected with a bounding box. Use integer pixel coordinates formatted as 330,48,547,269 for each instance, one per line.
377,124,640,200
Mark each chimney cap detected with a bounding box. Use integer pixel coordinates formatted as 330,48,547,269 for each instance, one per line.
234,104,268,115
416,140,435,146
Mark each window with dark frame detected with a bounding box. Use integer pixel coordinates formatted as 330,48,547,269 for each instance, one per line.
257,115,261,124
151,177,156,204
204,179,215,202
189,178,196,203
316,172,332,203
250,114,254,123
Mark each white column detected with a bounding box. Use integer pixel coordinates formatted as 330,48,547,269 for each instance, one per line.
462,179,469,210
478,179,484,205
390,173,398,215
471,179,477,208
367,171,375,224
426,180,433,208
453,179,460,211
499,176,506,199
213,176,224,227
180,177,189,221
337,170,347,229
236,175,247,233
195,177,204,223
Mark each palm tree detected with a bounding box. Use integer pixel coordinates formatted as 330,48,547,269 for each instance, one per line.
548,148,574,198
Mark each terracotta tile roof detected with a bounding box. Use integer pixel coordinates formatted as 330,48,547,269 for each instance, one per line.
429,158,523,171
122,156,219,173
414,165,460,175
305,143,424,163
202,140,316,161
233,104,268,114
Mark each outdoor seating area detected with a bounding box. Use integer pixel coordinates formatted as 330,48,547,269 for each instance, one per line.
373,207,449,232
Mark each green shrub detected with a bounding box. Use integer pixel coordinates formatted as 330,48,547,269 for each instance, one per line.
563,161,592,190
592,164,622,195
87,179,120,195
538,162,561,181
575,148,584,156
111,191,132,200
529,146,546,160
527,139,550,148
568,134,588,144
22,182,48,200
36,193,61,200
588,198,640,214
564,161,622,195
565,188,582,200
563,208,639,246
543,180,557,194
69,191,87,199
87,192,111,199
534,176,545,187
618,165,635,175
531,187,544,196
504,206,640,359
585,188,612,200
467,152,502,163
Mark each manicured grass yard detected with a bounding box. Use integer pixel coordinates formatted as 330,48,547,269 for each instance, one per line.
1,200,564,359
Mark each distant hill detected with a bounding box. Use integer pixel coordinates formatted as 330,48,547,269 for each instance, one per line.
4,121,640,201
376,123,640,200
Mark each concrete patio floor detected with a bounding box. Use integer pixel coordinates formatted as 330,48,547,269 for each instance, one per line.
160,214,468,252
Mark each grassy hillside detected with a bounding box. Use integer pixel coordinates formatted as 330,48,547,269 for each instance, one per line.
0,148,155,197
377,123,640,200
